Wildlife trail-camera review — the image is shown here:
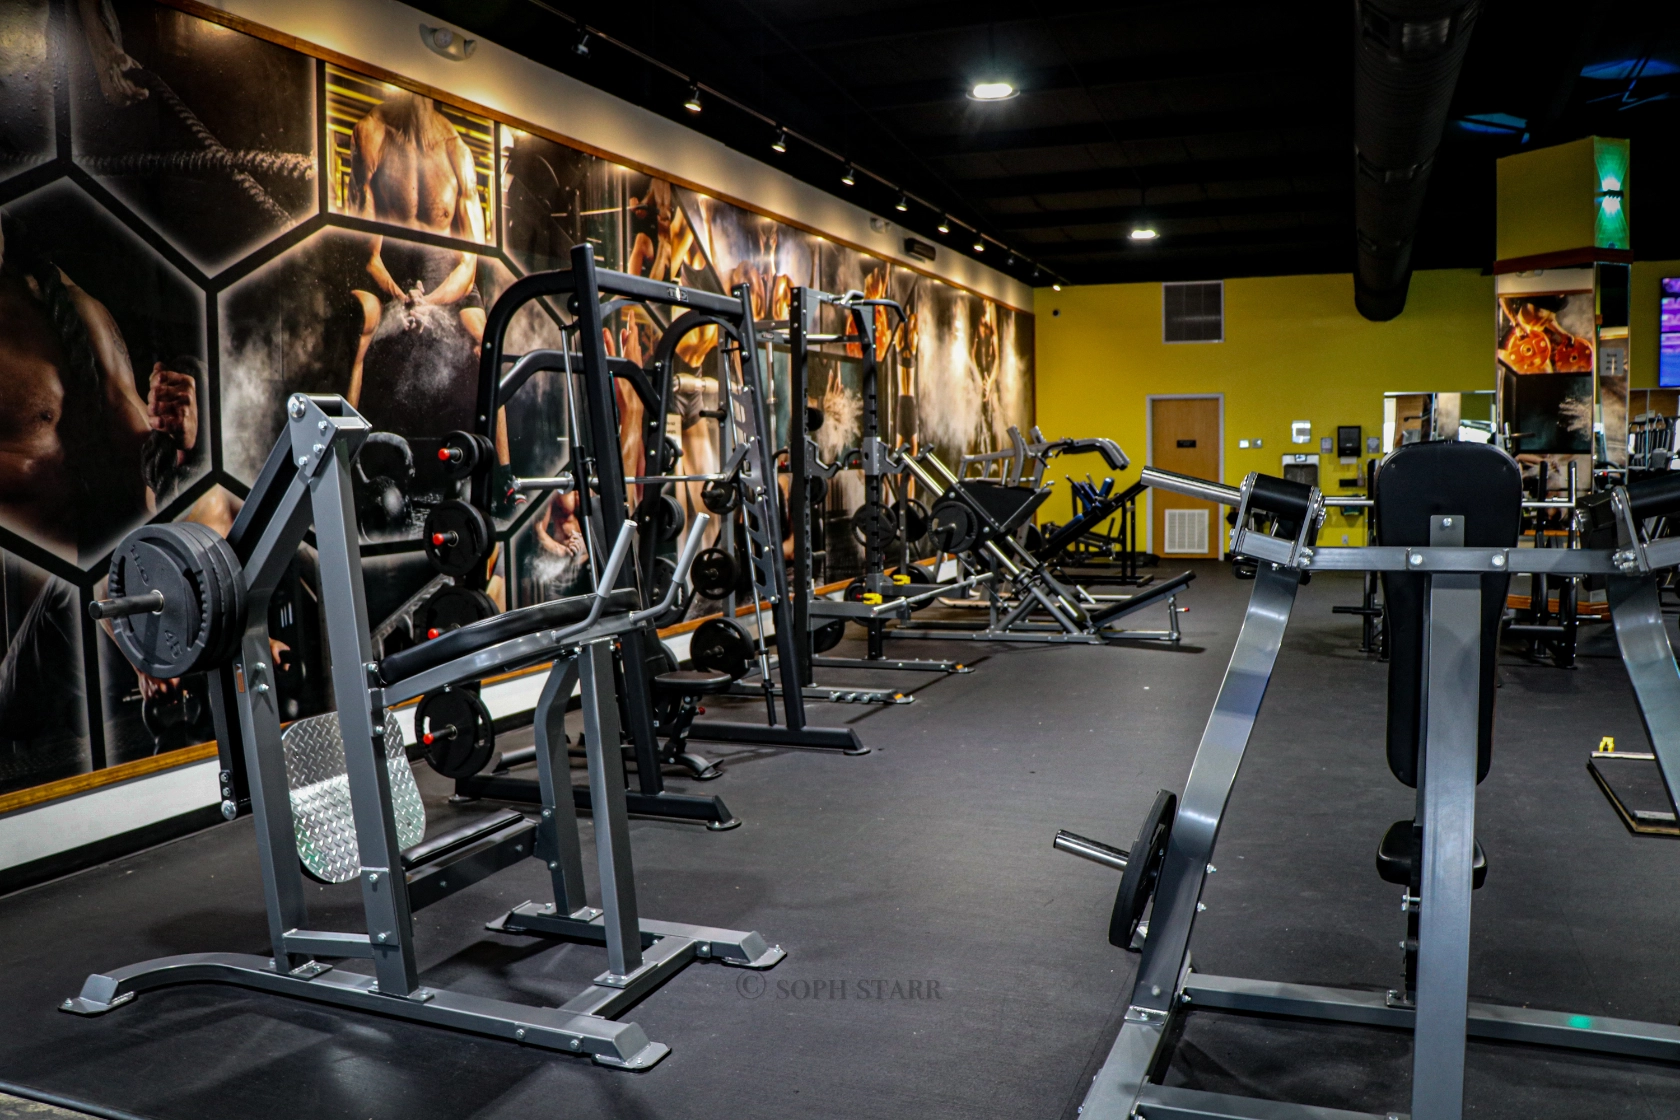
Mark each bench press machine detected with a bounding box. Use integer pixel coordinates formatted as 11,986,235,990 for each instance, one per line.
62,302,786,1064
1056,441,1680,1119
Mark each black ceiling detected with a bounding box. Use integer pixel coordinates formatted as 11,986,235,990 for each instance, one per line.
416,0,1680,288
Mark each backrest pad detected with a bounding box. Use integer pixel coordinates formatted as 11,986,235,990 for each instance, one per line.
1374,441,1522,787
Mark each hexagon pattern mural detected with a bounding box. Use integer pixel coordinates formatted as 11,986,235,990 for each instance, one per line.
0,0,1033,796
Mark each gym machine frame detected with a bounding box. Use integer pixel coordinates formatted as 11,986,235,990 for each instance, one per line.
782,285,978,696
888,447,1191,646
65,388,781,1067
1062,462,1680,1120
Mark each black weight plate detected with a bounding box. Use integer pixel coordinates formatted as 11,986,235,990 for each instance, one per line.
890,563,935,611
178,521,245,668
424,500,492,578
811,618,846,653
702,480,740,515
107,524,227,679
437,430,486,480
419,586,498,640
928,500,977,554
894,499,930,543
655,493,686,543
851,502,900,551
690,617,754,680
1110,789,1177,950
807,475,828,506
843,578,868,603
692,547,737,600
417,688,495,779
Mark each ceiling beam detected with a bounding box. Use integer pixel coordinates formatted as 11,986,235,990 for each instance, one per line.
994,191,1348,231
968,153,1348,201
919,108,1344,157
851,48,1308,111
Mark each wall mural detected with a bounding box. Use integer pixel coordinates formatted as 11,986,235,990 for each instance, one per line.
0,0,1033,797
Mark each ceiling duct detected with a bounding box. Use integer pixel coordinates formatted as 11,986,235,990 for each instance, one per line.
1353,0,1480,321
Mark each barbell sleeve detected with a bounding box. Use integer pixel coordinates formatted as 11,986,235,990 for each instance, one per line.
1139,466,1241,507
1053,829,1130,873
88,590,166,621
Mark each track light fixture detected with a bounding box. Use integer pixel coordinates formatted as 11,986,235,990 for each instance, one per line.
895,193,909,212
574,31,590,57
1052,283,1063,291
771,130,787,153
683,85,702,113
937,215,951,234
972,237,985,252
841,164,856,187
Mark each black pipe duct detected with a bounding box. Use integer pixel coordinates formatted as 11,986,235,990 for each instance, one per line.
1353,0,1481,321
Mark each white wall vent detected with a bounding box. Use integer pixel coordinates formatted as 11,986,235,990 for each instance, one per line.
1163,507,1209,554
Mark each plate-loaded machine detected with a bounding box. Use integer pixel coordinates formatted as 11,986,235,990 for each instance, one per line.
782,285,982,701
65,388,782,1066
889,441,1193,645
1056,442,1680,1120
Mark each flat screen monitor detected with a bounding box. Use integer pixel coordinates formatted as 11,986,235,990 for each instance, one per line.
1661,277,1680,387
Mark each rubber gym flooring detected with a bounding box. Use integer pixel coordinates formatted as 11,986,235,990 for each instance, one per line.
2,563,1679,1119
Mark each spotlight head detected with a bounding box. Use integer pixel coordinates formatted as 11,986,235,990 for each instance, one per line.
937,215,951,234
1052,283,1063,291
1129,228,1159,241
972,238,985,252
771,130,788,153
969,81,1018,101
841,164,856,187
895,193,909,212
683,85,702,113
574,31,590,57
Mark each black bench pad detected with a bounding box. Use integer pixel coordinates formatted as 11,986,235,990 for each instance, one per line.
1376,818,1486,890
654,669,735,696
1090,570,1195,626
379,588,639,685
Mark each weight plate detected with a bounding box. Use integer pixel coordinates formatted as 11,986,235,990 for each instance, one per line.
284,711,424,884
692,547,737,600
437,429,488,480
811,618,846,653
106,522,244,679
928,500,978,554
416,688,496,779
894,499,930,543
851,501,900,551
702,480,741,515
423,500,492,578
690,617,754,680
1110,789,1177,950
843,578,868,603
655,493,686,543
807,475,828,506
419,585,498,640
891,564,935,611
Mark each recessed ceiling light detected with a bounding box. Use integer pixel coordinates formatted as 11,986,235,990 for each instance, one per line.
841,164,856,187
937,215,951,234
1130,228,1159,240
895,193,909,212
969,81,1018,101
771,130,787,153
683,85,702,113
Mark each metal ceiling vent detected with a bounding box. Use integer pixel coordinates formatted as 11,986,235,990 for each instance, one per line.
1163,281,1223,343
1353,0,1481,322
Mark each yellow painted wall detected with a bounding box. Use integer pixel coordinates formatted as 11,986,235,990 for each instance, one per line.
1496,138,1599,261
1034,269,1495,548
1631,260,1680,388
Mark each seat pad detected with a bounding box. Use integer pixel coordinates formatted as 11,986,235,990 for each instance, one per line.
1377,819,1487,890
654,668,736,696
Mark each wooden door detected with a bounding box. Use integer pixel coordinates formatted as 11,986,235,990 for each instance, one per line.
1150,397,1221,559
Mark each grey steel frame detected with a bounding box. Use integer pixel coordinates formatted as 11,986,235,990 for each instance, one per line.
64,395,781,1069
889,450,1184,646
1075,468,1680,1120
